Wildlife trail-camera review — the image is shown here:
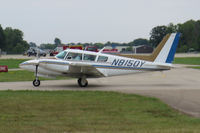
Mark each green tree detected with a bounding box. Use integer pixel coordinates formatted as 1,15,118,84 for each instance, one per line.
40,43,56,50
13,43,24,53
94,43,104,49
29,42,37,47
149,25,168,48
126,46,133,51
167,23,178,33
0,25,5,50
129,38,150,46
105,41,111,46
177,45,188,53
54,38,61,46
4,27,29,54
150,20,200,52
177,20,200,52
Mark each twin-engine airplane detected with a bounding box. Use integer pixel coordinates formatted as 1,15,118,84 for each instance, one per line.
20,33,180,87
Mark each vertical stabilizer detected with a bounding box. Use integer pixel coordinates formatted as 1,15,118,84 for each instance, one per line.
154,33,180,63
118,33,180,63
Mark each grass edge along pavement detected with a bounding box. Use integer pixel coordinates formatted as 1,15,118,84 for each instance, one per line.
173,57,200,65
188,66,200,70
0,90,200,133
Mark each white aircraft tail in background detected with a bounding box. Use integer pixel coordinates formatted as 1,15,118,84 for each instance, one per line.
20,33,181,87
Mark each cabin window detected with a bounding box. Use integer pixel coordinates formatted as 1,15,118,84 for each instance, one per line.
66,52,82,61
56,51,67,59
83,54,96,61
97,56,108,62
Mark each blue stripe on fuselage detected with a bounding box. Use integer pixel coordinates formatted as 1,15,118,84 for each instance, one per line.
92,64,166,71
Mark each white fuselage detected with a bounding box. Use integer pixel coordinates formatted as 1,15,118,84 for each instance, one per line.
20,49,171,78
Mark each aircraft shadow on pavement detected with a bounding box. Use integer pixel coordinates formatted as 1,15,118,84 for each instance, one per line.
42,83,180,90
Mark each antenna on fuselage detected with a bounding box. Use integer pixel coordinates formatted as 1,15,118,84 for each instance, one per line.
98,47,105,53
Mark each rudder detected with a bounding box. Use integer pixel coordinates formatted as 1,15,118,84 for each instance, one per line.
154,33,181,63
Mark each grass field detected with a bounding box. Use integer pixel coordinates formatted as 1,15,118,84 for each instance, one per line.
0,70,70,82
0,59,28,69
173,57,200,65
0,90,199,133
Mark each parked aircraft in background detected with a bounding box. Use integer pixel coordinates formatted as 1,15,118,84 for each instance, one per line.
20,33,180,87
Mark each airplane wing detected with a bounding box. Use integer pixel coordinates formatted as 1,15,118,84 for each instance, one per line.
67,62,105,78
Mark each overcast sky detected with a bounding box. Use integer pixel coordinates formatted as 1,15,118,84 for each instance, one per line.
0,0,199,45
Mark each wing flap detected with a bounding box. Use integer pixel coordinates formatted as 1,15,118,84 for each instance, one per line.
68,62,105,78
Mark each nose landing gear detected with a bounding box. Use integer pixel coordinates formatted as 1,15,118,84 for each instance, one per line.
33,79,40,87
33,65,40,87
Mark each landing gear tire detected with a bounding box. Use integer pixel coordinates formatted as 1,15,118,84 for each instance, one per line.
78,78,88,87
33,79,40,87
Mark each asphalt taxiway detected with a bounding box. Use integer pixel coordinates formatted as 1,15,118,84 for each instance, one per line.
0,66,200,117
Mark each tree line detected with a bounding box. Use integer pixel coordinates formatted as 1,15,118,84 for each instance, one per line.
0,19,200,54
39,37,150,51
41,19,200,53
150,20,200,52
0,25,29,54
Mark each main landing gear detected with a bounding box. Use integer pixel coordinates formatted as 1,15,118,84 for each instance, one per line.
33,65,40,87
77,76,88,87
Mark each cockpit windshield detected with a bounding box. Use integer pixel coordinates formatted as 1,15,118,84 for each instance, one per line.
83,54,96,61
66,52,82,61
56,51,67,59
